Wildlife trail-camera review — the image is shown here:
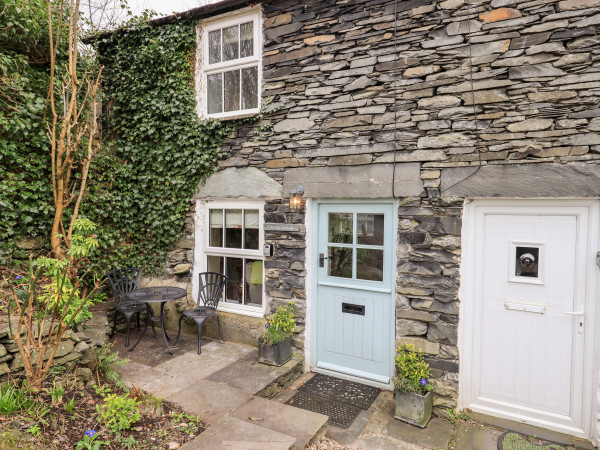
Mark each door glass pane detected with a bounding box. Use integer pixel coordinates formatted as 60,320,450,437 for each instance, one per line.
209,209,223,247
224,69,240,112
328,246,352,278
207,255,224,274
240,21,253,57
222,25,239,61
208,30,221,64
241,66,258,110
357,249,383,281
244,209,259,249
357,214,384,246
225,257,244,303
225,209,242,248
245,259,262,306
207,74,223,114
329,213,353,244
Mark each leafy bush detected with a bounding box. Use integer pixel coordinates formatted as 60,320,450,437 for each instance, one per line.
394,344,432,395
96,393,141,432
261,302,295,346
91,344,128,389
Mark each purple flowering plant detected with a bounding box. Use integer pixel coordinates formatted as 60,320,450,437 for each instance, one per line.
394,344,432,395
75,429,109,450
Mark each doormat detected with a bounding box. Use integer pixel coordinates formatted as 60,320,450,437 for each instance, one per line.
497,432,567,450
285,374,381,428
297,373,381,410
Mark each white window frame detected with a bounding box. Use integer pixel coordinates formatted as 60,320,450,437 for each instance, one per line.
199,8,262,120
195,199,265,317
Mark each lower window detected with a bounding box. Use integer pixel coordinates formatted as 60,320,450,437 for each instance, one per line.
202,201,264,312
207,255,263,307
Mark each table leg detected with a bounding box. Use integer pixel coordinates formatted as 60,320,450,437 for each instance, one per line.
159,302,173,354
129,306,150,352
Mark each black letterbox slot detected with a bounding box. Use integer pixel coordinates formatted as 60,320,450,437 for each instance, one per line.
342,302,365,316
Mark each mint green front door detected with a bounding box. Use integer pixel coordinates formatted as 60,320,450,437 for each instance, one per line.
314,202,395,385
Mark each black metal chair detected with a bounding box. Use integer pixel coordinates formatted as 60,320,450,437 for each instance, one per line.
175,272,226,354
107,268,156,347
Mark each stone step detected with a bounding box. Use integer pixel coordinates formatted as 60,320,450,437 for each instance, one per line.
183,397,328,450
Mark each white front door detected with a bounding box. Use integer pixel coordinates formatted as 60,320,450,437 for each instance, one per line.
461,200,598,438
312,202,396,387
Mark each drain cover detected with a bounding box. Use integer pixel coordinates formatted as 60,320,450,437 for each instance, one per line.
285,391,361,428
298,373,381,410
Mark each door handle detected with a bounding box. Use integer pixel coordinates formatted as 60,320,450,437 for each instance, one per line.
566,311,585,334
319,253,327,268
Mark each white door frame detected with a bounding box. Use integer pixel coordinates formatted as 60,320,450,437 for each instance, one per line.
458,198,599,440
308,199,397,390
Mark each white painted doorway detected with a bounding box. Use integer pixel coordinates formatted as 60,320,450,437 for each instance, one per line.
460,200,598,439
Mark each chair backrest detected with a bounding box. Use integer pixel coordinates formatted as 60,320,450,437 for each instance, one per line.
107,268,142,304
197,272,227,309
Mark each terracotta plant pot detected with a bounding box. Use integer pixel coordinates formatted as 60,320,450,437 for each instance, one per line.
394,390,433,428
257,336,292,366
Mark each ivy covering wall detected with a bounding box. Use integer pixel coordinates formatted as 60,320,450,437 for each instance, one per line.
0,0,55,261
88,20,239,273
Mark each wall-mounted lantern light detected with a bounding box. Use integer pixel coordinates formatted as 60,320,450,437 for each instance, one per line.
289,186,305,211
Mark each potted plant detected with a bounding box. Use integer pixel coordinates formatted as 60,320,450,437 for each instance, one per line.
393,344,433,428
258,302,295,366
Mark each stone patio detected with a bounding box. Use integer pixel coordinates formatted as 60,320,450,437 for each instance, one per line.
110,330,589,450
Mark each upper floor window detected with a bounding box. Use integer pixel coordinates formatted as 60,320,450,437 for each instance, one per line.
201,9,261,119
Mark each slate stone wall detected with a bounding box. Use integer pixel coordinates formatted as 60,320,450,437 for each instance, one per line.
160,0,600,412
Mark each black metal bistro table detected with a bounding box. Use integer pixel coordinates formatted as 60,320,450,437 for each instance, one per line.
126,286,187,354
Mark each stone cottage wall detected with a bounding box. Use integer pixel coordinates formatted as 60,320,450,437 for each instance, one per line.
157,0,600,411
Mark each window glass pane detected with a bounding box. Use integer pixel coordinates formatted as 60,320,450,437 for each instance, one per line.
224,70,240,112
516,246,539,278
225,257,244,304
225,209,242,248
209,209,223,247
208,30,221,64
357,214,384,246
244,209,259,250
241,66,258,110
240,21,253,57
328,246,352,278
329,213,353,244
207,255,224,274
244,259,262,306
357,249,383,281
222,25,239,62
207,74,223,114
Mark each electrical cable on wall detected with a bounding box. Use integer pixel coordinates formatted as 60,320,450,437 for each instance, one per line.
441,0,483,194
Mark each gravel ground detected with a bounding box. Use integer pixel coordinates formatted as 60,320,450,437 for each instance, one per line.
306,438,356,449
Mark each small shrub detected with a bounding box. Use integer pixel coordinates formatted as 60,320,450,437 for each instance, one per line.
261,302,295,346
394,344,432,395
91,344,127,389
96,393,141,432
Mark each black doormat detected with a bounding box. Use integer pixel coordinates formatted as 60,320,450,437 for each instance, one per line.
285,374,381,428
498,432,567,450
285,391,361,428
297,373,381,410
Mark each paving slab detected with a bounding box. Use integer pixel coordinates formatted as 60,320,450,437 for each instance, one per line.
111,330,200,367
196,340,255,362
155,352,232,382
352,434,419,450
454,422,500,449
386,417,454,449
166,380,253,426
181,415,296,450
229,396,327,450
206,352,301,394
